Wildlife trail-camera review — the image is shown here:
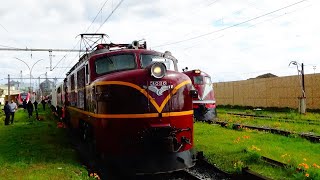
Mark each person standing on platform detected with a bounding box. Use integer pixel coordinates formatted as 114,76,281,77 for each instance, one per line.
41,99,46,111
27,100,34,118
33,100,38,111
3,101,10,125
22,99,27,111
9,99,18,124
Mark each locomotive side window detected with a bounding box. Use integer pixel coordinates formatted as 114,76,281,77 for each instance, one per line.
140,54,175,71
70,75,75,91
85,64,89,84
77,67,85,109
70,74,76,106
95,54,136,75
193,76,204,85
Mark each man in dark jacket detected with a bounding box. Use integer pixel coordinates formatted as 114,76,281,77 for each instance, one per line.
33,100,38,110
3,101,10,125
27,100,34,118
22,99,27,111
41,99,46,111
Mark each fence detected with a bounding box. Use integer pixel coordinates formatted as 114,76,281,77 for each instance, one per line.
213,73,320,109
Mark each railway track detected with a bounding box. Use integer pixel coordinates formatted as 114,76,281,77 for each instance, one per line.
67,125,274,180
136,169,208,180
68,127,229,180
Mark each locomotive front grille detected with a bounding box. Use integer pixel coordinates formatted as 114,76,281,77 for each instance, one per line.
140,127,179,153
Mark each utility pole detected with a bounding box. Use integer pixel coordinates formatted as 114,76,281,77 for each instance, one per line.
53,77,57,87
300,63,306,114
38,77,40,89
8,74,10,102
289,61,306,114
49,50,53,71
302,63,305,97
20,70,22,90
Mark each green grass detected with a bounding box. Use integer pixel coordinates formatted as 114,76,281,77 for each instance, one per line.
0,108,91,179
218,113,320,136
194,122,320,179
218,107,320,121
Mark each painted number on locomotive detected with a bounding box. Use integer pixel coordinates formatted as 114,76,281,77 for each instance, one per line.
150,81,167,86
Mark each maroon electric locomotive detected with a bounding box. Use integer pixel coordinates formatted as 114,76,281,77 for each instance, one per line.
55,34,196,174
183,69,217,122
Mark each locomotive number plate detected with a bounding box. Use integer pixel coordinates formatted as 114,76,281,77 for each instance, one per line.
150,81,167,86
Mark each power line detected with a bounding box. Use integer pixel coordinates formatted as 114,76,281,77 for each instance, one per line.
0,23,8,32
51,39,81,71
52,0,109,72
0,47,84,52
57,51,80,79
52,0,114,73
0,44,19,49
178,2,311,51
140,0,221,39
95,0,125,33
84,0,110,33
152,0,308,48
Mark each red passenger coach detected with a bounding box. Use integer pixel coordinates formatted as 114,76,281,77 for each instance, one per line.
183,69,217,122
17,92,30,106
55,34,196,174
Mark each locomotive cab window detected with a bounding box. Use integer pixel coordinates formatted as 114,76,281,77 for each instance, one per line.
141,54,175,71
193,76,204,85
204,76,212,84
20,93,28,100
95,54,136,75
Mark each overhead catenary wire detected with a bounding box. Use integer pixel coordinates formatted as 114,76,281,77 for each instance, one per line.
51,39,81,71
152,0,308,48
0,44,20,49
139,0,221,39
95,0,125,33
84,0,110,33
53,0,119,73
0,23,8,32
58,0,126,78
177,2,311,51
52,0,112,72
58,52,81,78
0,22,30,52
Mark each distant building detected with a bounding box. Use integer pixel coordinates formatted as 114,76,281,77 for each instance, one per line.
247,73,278,80
39,79,54,97
0,85,21,104
5,80,29,92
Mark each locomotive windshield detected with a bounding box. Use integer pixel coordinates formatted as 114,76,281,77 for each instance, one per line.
140,54,175,71
193,76,203,84
194,76,212,85
21,93,28,99
205,76,212,84
95,54,136,74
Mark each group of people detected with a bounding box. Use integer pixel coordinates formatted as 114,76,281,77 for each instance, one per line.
3,99,18,125
2,98,49,125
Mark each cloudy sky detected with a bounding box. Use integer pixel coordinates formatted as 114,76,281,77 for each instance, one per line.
0,0,318,86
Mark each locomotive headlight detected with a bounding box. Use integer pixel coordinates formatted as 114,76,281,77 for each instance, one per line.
194,69,201,74
151,62,166,78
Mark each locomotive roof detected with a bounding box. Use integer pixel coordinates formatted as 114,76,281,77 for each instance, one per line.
183,69,211,77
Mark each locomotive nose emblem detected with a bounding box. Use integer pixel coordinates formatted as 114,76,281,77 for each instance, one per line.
143,81,173,96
